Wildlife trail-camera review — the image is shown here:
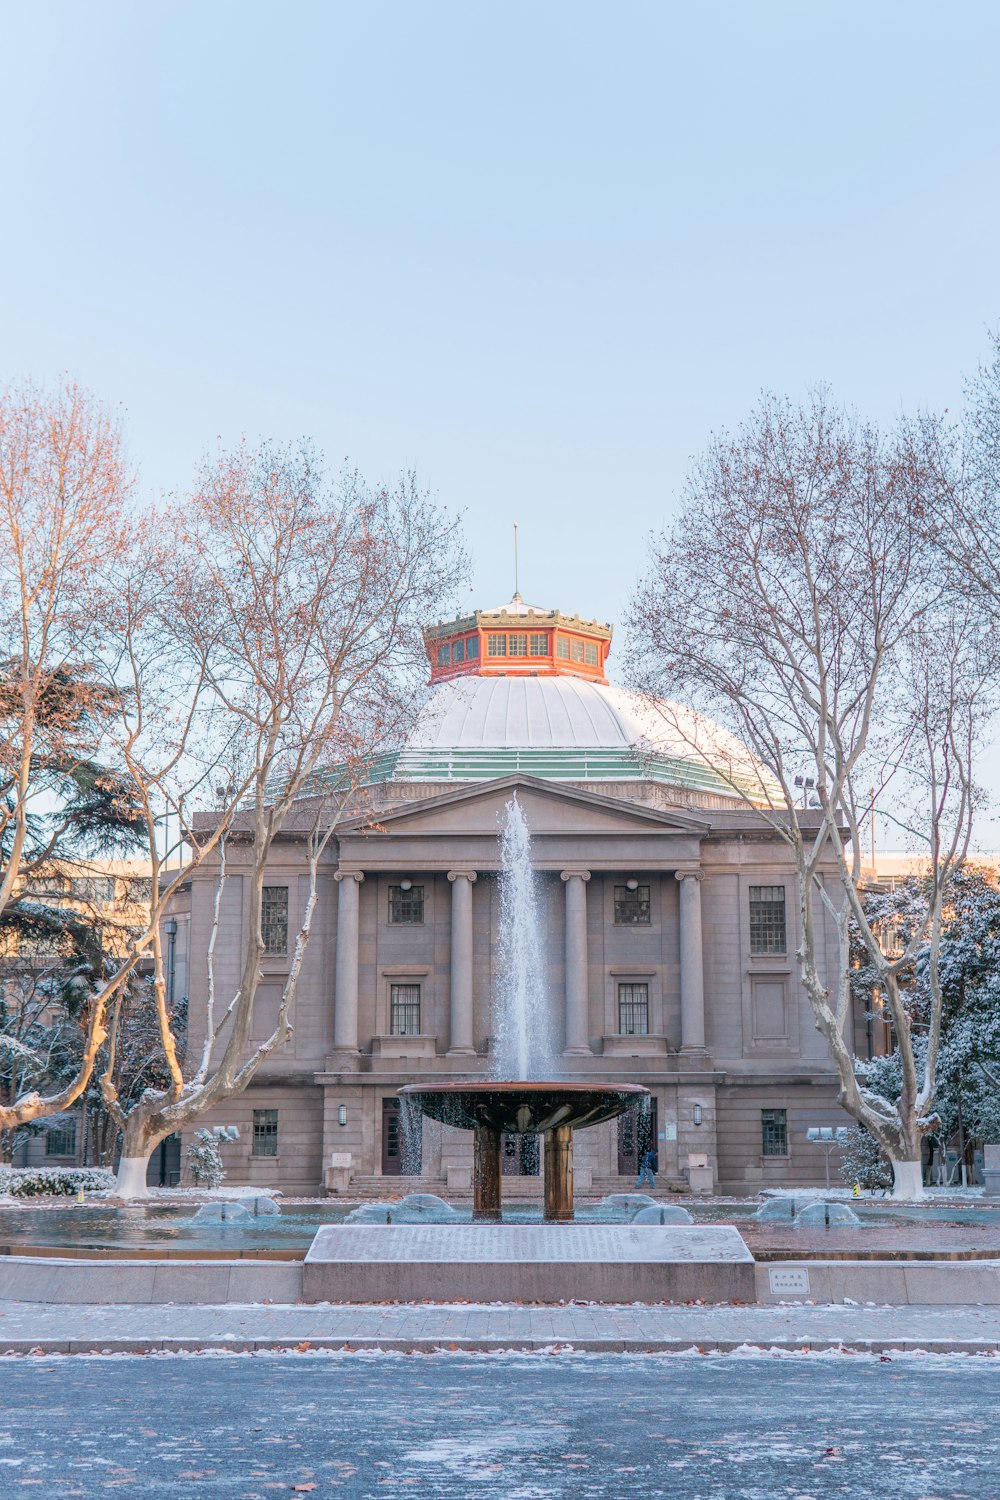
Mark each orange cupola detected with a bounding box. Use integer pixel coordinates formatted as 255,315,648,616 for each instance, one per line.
423,594,612,686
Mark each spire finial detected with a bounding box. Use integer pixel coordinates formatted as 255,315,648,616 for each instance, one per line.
513,521,521,602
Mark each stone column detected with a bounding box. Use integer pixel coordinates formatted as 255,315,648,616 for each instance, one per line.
676,871,706,1052
560,870,592,1055
333,871,364,1051
543,1125,575,1222
447,870,478,1055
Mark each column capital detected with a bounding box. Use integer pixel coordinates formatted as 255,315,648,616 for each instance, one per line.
334,870,365,884
674,869,704,883
560,869,592,883
447,869,478,884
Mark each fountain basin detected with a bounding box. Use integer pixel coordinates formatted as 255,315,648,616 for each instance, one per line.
399,1080,648,1135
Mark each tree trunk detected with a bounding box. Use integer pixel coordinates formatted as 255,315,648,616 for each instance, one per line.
891,1157,925,1201
114,1114,167,1199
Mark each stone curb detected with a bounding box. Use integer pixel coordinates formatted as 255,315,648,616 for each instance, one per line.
2,1336,998,1356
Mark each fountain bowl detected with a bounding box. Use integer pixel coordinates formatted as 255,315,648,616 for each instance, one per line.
398,1080,648,1135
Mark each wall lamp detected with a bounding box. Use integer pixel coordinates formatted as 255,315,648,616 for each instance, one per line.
338,1105,347,1127
626,878,639,891
399,879,412,891
693,1104,703,1127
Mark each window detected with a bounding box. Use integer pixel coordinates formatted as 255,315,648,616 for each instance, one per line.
761,1108,788,1156
584,642,598,665
555,637,569,660
72,877,116,903
390,983,421,1036
570,638,585,662
529,632,548,655
388,884,424,924
252,1109,279,1157
452,638,465,663
45,1119,77,1157
436,642,450,665
618,983,649,1035
749,885,786,954
487,633,507,656
261,887,288,954
614,884,651,924
508,633,527,657
466,636,479,659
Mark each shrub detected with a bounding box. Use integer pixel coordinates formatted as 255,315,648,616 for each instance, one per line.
0,1166,116,1197
185,1129,226,1188
837,1124,893,1193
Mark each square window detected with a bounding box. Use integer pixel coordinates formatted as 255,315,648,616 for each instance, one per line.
45,1119,77,1157
529,632,548,655
570,638,585,662
436,642,450,665
584,642,598,665
390,983,421,1036
555,637,569,660
252,1109,279,1157
261,887,288,955
388,884,424,924
749,886,786,954
614,884,651,925
452,639,465,663
508,633,527,657
487,633,507,657
618,983,649,1035
466,636,479,659
761,1108,788,1156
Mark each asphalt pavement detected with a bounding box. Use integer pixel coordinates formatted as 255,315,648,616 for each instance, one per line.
0,1350,996,1498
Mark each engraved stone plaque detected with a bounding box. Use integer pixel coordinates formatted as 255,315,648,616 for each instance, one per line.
768,1265,811,1294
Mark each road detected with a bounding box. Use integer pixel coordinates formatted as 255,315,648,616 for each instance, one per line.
0,1351,995,1498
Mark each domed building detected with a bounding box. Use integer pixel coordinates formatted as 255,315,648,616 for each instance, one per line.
182,597,854,1196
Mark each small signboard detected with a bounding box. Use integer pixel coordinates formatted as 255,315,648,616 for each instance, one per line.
768,1265,810,1295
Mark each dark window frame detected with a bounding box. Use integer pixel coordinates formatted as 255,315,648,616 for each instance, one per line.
761,1107,788,1157
749,884,787,955
252,1108,279,1157
614,884,651,925
261,886,289,955
45,1119,78,1157
388,884,424,925
389,982,421,1036
617,982,650,1036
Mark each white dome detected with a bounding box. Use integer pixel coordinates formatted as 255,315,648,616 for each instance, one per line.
392,674,771,800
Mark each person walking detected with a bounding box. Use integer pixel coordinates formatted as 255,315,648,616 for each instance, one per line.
635,1145,658,1190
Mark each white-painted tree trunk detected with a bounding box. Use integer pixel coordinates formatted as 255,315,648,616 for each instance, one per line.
891,1157,925,1201
114,1155,152,1200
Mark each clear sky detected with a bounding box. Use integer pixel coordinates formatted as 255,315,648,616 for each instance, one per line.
3,1,1000,844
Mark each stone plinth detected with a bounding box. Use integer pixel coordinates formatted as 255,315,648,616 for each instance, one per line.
302,1224,755,1304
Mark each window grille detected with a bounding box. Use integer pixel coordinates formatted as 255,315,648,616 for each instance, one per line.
570,638,585,662
761,1108,788,1156
614,884,651,924
261,887,289,954
45,1119,77,1157
452,639,465,663
584,642,598,665
252,1109,279,1157
508,633,527,657
388,884,424,924
749,885,786,954
436,642,450,665
72,877,116,903
556,637,569,659
487,633,507,656
529,632,548,655
390,983,421,1036
618,982,649,1035
466,636,479,659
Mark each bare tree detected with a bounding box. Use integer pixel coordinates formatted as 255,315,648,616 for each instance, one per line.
628,391,993,1199
100,443,465,1196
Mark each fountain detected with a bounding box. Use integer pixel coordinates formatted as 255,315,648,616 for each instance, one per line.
399,795,649,1222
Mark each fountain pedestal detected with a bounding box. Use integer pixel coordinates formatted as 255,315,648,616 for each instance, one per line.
401,1081,648,1222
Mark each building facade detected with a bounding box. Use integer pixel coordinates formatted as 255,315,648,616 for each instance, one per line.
185,597,856,1195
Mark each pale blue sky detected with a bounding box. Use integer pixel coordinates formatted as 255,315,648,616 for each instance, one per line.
3,1,1000,841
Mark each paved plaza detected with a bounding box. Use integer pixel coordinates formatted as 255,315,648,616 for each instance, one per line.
1,1298,999,1353
0,1350,997,1497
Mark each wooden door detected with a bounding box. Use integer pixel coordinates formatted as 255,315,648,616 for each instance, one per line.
617,1100,657,1177
381,1098,422,1176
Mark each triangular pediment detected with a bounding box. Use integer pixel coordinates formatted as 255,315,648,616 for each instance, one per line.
339,774,709,841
